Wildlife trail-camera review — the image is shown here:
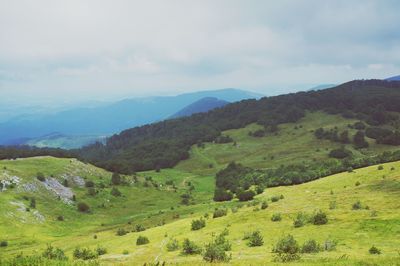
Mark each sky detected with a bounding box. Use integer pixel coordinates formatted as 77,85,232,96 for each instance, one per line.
1,0,400,106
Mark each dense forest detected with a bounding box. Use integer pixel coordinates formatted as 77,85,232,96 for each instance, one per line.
1,80,399,174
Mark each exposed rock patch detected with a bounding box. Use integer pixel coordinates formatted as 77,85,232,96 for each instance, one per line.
43,177,74,204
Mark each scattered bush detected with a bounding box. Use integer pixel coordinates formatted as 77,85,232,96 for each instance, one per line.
135,224,146,232
181,238,201,255
0,241,8,247
293,212,307,228
116,228,128,236
311,210,328,225
85,180,94,188
213,208,228,218
57,215,64,221
355,181,361,186
110,187,122,197
136,236,149,245
111,172,122,185
203,231,231,262
96,246,107,256
378,165,384,170
122,250,129,255
271,213,282,222
213,188,233,202
352,201,363,210
237,190,255,201
369,245,381,255
191,218,206,231
261,201,268,209
36,172,45,182
166,238,180,251
247,230,264,247
77,202,90,213
301,239,320,253
42,245,68,260
323,239,337,251
73,247,98,260
272,234,300,262
271,195,280,202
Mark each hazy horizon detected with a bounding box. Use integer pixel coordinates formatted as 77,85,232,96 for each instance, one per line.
1,0,400,106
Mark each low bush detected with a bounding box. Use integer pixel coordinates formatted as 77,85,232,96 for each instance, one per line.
272,234,300,262
352,201,363,210
57,215,64,221
73,247,98,260
0,240,8,247
301,239,320,253
36,172,45,182
77,202,90,213
213,208,228,218
181,238,201,255
369,245,381,255
110,187,122,197
293,212,307,228
41,245,68,260
85,180,95,188
311,210,328,225
261,201,268,209
116,228,128,236
135,224,146,232
96,246,107,256
247,230,264,247
271,213,282,222
271,195,280,202
166,238,180,251
136,236,149,245
191,218,206,231
203,231,231,262
323,239,337,251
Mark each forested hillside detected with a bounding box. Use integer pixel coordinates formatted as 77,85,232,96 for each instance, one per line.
76,80,400,173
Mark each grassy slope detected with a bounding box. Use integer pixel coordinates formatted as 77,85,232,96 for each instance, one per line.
5,160,396,265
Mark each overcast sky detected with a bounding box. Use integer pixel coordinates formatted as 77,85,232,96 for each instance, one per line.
1,0,400,105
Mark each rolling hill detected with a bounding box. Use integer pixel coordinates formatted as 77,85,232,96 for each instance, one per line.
170,97,229,118
0,88,261,146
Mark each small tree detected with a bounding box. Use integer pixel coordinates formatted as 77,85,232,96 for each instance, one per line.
116,228,128,236
301,239,320,253
369,245,381,255
111,172,121,185
272,235,300,262
166,238,180,251
191,218,206,231
271,213,282,222
293,212,307,228
311,210,328,225
261,201,268,209
247,231,264,247
213,208,228,218
136,236,149,245
181,238,201,255
42,245,68,260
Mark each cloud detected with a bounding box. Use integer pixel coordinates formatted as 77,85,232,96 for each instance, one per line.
0,0,400,104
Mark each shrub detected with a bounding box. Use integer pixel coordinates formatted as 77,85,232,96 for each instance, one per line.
85,180,94,188
255,185,264,194
247,230,264,247
203,229,231,262
110,187,122,197
30,197,36,208
293,212,307,228
111,172,121,185
57,215,64,221
311,210,328,225
323,239,337,251
355,181,361,186
42,245,68,260
352,201,362,210
36,172,45,182
271,195,280,202
301,239,320,253
73,247,98,260
77,202,90,213
136,236,149,245
369,245,381,255
329,148,352,159
122,250,129,255
0,240,8,247
271,213,282,222
261,201,268,209
135,224,146,232
237,190,255,201
116,228,128,236
181,238,201,255
166,238,180,251
378,165,384,170
213,208,228,218
272,235,300,262
96,246,107,255
191,218,206,231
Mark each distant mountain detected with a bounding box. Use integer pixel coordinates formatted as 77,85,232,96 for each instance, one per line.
307,84,337,91
170,97,229,118
25,133,106,149
0,88,261,145
386,75,400,81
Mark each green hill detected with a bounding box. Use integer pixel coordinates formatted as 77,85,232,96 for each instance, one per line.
1,157,399,265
